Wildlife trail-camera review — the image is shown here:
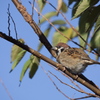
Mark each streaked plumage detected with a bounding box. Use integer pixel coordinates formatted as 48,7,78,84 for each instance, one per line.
52,43,100,74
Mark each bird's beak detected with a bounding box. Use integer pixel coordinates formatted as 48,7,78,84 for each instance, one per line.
51,47,58,51
51,47,58,58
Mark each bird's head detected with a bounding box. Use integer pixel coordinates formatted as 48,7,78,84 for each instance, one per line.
52,43,70,56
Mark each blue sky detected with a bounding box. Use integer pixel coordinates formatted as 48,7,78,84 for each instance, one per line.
0,0,100,100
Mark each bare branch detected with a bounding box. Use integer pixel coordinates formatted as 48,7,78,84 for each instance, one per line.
7,4,11,36
0,32,100,96
49,71,83,93
0,77,14,100
7,4,18,39
49,64,83,91
40,66,72,100
73,95,95,100
49,71,99,98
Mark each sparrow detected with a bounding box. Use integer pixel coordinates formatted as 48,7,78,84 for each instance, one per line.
52,43,100,74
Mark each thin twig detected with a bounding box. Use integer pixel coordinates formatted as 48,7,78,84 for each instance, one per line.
7,5,18,40
29,1,41,26
49,71,99,98
31,0,35,18
48,63,83,91
0,77,14,100
49,71,84,93
40,65,72,100
62,72,84,91
73,95,95,100
7,4,11,36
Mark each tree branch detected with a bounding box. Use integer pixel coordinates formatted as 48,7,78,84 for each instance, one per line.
0,31,100,96
12,0,55,56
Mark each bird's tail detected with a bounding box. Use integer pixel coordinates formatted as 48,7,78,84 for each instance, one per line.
89,59,100,65
83,58,100,65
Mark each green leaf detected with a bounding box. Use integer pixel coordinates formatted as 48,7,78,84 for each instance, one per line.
20,59,31,82
52,20,66,25
56,1,68,15
29,56,40,79
18,39,25,44
10,50,26,72
94,15,100,34
79,33,88,48
30,55,34,60
95,48,100,61
72,1,80,18
37,0,46,12
37,27,51,51
52,26,73,46
70,27,78,39
90,31,100,49
11,39,25,63
72,0,99,19
61,1,68,13
56,0,63,15
39,11,57,24
79,6,100,34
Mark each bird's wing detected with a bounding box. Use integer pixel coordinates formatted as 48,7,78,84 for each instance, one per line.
56,48,81,67
67,48,90,60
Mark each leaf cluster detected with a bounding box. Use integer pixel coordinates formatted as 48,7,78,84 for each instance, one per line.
70,0,100,53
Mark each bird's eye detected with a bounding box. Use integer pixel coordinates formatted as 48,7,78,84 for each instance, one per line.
56,47,64,55
60,48,64,52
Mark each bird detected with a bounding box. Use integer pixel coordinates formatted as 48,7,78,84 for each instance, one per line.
52,42,100,74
